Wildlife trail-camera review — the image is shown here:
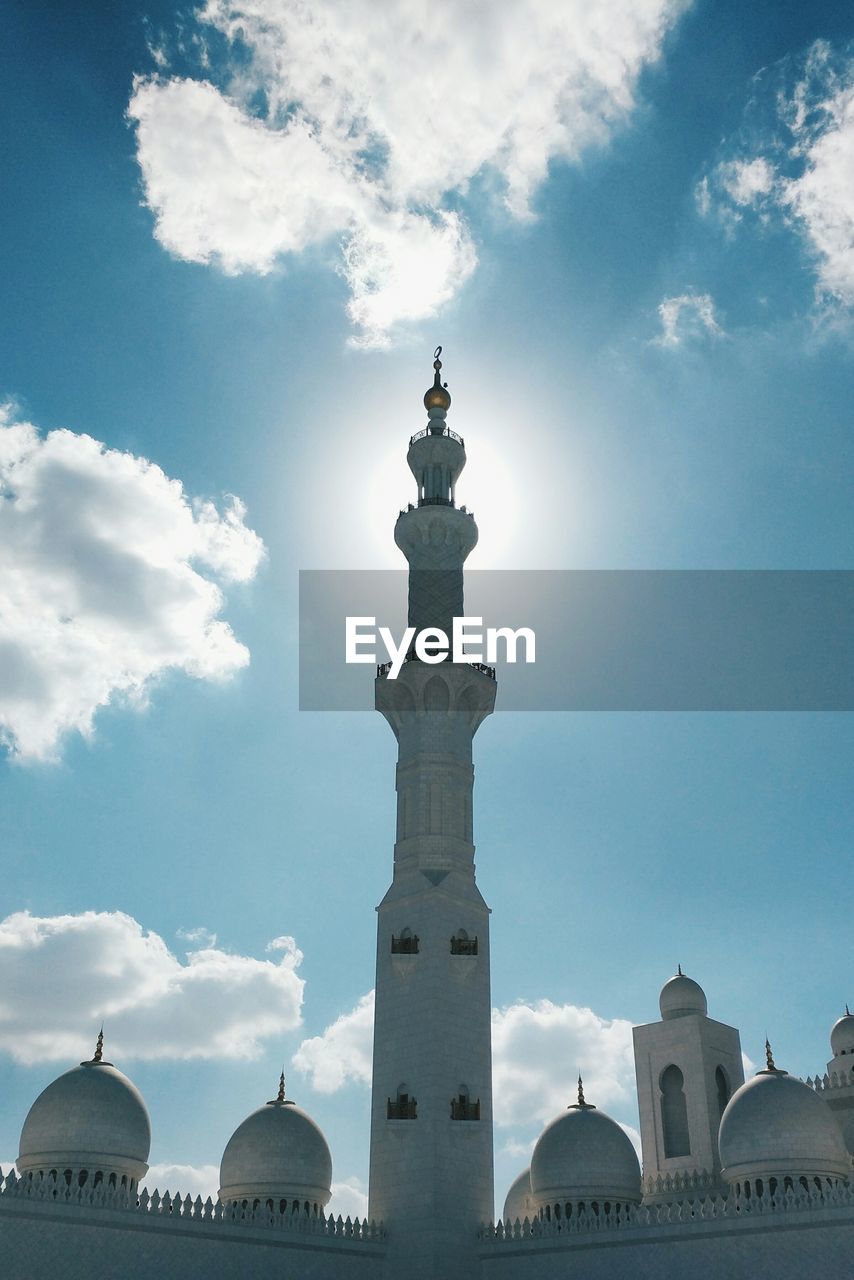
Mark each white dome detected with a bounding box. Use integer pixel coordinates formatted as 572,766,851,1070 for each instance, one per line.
530,1099,641,1207
502,1166,534,1222
719,1066,850,1186
830,1010,854,1059
659,971,707,1021
219,1084,332,1208
18,1055,150,1185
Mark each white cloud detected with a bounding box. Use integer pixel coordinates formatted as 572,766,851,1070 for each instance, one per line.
717,157,776,208
701,42,854,312
327,1176,369,1222
129,0,687,347
177,927,218,948
292,991,374,1092
0,911,303,1065
654,292,723,347
143,1163,220,1199
138,1164,369,1219
781,66,854,305
491,999,635,1128
0,408,264,761
292,991,635,1131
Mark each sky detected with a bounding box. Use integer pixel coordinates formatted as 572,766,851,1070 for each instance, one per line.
1,0,853,1220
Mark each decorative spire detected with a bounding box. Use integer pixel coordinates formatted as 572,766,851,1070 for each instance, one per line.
268,1069,292,1106
81,1026,110,1067
758,1036,786,1075
423,345,452,413
677,963,683,976
570,1071,595,1109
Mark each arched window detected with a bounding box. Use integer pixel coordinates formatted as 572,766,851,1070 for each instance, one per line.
715,1065,730,1120
391,927,419,954
78,1170,89,1187
450,929,478,955
660,1064,691,1157
450,1082,481,1120
388,1082,417,1119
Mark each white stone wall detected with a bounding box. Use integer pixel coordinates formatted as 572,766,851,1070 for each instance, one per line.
0,1178,383,1280
481,1183,854,1280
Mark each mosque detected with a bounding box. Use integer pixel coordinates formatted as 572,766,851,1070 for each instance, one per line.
0,357,852,1278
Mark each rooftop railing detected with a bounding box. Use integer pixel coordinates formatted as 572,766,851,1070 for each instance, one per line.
376,657,496,681
409,426,464,447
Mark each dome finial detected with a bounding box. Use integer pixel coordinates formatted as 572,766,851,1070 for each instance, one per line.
93,1027,104,1063
847,1004,851,1017
570,1071,595,1110
423,345,451,413
277,1069,286,1104
677,963,682,976
759,1036,786,1075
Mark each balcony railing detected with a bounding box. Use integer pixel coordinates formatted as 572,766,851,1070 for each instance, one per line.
377,657,496,681
397,501,475,517
450,935,478,955
391,933,419,954
450,1096,481,1121
388,1095,418,1120
409,426,464,447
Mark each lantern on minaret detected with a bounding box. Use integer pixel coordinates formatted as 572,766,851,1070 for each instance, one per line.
369,351,496,1280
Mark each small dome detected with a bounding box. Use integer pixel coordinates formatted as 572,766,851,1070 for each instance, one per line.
502,1166,534,1222
530,1086,641,1207
18,1043,150,1185
423,347,451,412
219,1077,332,1208
659,970,707,1021
719,1059,850,1186
830,1009,854,1059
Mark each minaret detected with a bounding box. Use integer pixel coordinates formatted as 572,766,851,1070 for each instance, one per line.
632,969,744,1199
369,350,496,1279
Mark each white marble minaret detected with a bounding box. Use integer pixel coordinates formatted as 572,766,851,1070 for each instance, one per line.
369,351,496,1279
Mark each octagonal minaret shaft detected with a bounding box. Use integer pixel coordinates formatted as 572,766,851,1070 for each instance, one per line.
369,352,495,1280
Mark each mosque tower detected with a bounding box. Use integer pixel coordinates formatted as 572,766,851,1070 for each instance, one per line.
368,351,496,1279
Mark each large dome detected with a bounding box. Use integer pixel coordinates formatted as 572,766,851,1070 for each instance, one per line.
719,1054,850,1188
17,1040,150,1187
659,969,708,1021
830,1009,854,1060
502,1166,534,1222
529,1084,641,1208
219,1077,332,1209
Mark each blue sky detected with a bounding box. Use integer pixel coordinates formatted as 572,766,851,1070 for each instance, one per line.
1,0,852,1216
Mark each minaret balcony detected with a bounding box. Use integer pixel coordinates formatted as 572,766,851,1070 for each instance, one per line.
451,1096,481,1121
409,425,465,447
